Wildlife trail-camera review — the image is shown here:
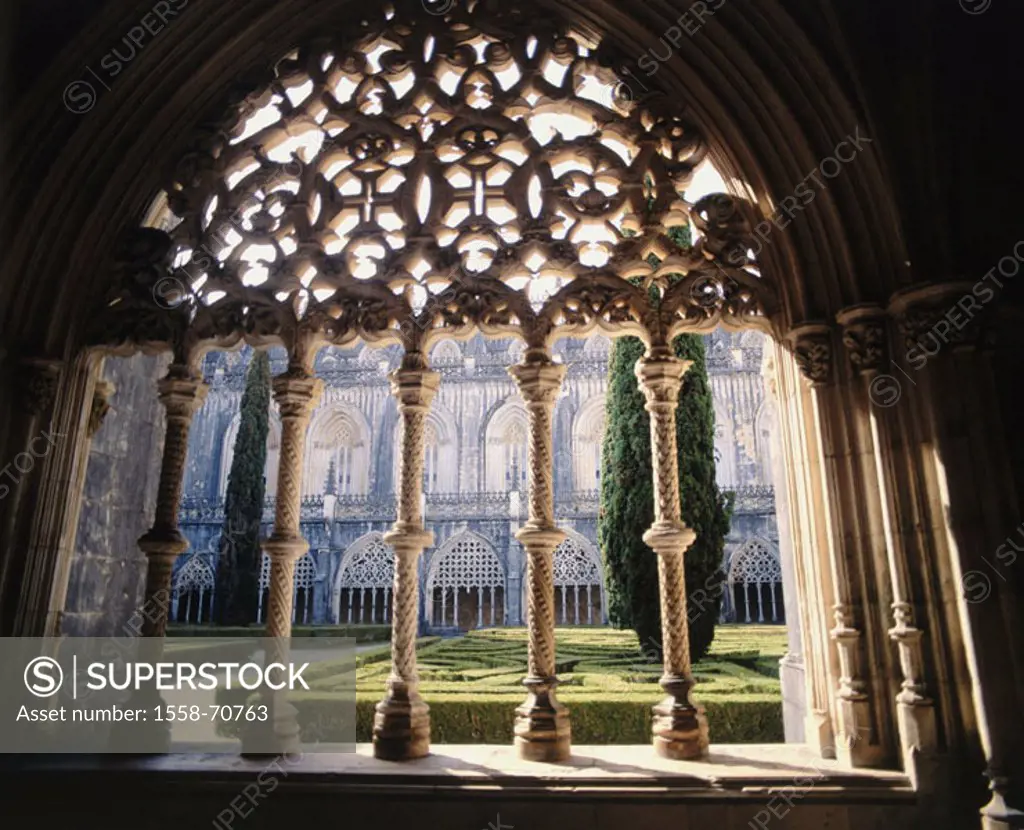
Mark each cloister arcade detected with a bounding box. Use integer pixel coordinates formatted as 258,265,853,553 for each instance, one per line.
1,0,1020,826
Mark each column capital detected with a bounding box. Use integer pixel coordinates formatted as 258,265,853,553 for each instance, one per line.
888,282,990,355
388,367,441,410
786,322,834,386
836,304,889,377
156,370,209,418
635,352,691,405
508,359,565,404
271,371,322,417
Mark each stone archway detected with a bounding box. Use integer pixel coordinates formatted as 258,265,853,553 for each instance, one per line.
332,531,395,624
2,0,1020,819
426,530,505,631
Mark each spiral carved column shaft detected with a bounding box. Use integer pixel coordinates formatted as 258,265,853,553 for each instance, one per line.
138,368,208,638
509,353,570,762
263,372,322,640
636,348,708,761
374,365,439,761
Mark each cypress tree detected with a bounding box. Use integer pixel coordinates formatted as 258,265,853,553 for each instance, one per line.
215,350,271,625
599,229,732,662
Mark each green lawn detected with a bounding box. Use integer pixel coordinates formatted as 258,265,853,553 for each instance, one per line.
336,625,788,743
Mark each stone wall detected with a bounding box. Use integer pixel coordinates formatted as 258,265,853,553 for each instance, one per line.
61,353,168,636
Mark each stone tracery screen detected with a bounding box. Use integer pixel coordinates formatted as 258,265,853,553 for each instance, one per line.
427,532,505,629
728,539,783,624
106,0,769,355
335,534,395,624
172,555,215,624
552,536,603,625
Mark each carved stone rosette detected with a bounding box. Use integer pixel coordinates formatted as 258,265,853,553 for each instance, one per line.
508,350,571,762
374,363,440,761
635,347,708,760
138,366,209,638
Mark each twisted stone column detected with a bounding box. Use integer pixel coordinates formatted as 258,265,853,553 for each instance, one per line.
509,350,570,762
374,364,439,760
262,371,322,639
245,369,321,756
138,366,208,638
635,346,708,760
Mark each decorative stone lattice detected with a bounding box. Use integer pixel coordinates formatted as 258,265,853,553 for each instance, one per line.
259,551,317,589
293,554,318,588
338,534,395,589
98,0,770,356
174,555,215,591
172,554,215,623
428,532,504,591
729,539,782,584
728,538,782,625
552,536,601,586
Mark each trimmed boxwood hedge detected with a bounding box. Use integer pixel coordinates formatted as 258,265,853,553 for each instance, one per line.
292,693,783,744
217,626,787,744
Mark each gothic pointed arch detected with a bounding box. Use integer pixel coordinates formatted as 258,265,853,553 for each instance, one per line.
87,0,774,366
727,537,784,624
172,554,215,624
551,529,605,625
332,532,395,624
426,529,505,630
305,402,373,495
484,397,529,492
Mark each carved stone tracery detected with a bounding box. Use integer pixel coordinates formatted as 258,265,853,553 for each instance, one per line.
93,0,772,358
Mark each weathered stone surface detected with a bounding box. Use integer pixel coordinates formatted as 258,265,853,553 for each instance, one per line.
63,353,168,637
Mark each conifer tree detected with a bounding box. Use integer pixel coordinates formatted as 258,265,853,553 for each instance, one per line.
215,350,271,625
599,227,731,661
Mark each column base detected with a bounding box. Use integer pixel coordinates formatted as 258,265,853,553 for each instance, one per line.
240,693,302,758
373,694,430,761
652,674,708,760
514,678,571,762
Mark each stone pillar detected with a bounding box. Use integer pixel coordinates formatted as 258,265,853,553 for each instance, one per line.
839,305,939,786
137,365,209,638
0,357,62,634
508,349,570,762
635,345,708,761
243,366,321,756
374,363,439,761
770,337,837,756
261,370,322,640
790,323,891,767
891,286,1024,828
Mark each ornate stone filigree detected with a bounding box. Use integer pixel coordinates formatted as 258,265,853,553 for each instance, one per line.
92,0,773,356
